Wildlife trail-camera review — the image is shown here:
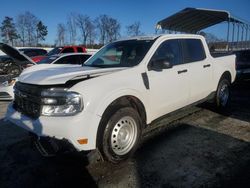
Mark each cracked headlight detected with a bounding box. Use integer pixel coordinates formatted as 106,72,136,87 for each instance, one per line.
2,78,17,87
41,88,83,116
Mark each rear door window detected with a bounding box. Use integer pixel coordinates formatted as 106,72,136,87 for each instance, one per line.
37,49,47,56
54,56,78,64
24,50,37,57
182,39,206,63
77,47,84,52
61,47,74,53
79,55,91,63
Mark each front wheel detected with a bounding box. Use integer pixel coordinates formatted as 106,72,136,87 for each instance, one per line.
98,107,142,163
215,79,231,109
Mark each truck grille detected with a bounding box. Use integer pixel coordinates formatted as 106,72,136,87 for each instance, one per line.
13,82,42,118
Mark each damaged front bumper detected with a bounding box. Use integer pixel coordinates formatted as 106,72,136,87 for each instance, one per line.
29,133,76,157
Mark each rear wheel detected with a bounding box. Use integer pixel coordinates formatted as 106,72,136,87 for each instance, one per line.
215,78,230,108
98,107,142,163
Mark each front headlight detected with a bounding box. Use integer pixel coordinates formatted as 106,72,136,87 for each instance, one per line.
2,79,17,87
41,88,83,116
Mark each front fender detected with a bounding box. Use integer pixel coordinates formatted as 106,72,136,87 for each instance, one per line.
95,88,149,119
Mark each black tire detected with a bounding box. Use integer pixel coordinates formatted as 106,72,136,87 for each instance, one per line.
215,78,231,109
7,64,21,77
98,107,142,163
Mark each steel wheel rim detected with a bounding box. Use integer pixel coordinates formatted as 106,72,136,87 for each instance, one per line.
219,83,229,106
111,116,138,155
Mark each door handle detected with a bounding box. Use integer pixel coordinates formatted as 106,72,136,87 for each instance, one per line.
177,69,188,74
203,64,211,68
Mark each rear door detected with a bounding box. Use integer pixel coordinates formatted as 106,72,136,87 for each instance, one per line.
79,54,92,64
53,55,79,64
147,39,189,119
61,47,74,53
77,47,84,53
181,39,213,103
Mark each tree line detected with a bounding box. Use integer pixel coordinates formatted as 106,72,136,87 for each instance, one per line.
0,11,143,47
0,12,48,47
56,13,143,47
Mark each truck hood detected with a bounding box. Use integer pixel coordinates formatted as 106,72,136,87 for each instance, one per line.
0,43,35,65
19,64,126,85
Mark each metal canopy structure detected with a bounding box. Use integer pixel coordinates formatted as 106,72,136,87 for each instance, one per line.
156,7,243,32
156,7,250,51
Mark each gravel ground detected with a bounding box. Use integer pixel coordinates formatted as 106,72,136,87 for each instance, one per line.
0,80,249,188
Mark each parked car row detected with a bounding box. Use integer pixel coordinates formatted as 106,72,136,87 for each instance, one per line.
0,43,95,100
0,47,45,76
32,46,87,62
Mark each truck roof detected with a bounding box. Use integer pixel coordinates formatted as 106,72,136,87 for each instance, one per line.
117,34,205,42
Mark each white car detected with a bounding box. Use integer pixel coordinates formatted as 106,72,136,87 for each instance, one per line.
37,52,93,65
6,34,236,163
0,43,35,100
0,43,94,100
0,78,17,100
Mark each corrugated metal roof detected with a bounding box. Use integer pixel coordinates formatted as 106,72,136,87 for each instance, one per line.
157,7,244,33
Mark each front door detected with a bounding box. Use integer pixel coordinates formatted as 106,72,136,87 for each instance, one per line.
146,39,190,120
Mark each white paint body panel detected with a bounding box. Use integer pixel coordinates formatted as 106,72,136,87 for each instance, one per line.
0,84,14,100
5,34,236,151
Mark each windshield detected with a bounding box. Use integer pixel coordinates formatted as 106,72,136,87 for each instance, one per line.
47,47,62,56
37,56,59,64
84,39,154,68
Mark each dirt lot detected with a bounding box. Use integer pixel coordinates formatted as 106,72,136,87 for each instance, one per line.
0,80,250,188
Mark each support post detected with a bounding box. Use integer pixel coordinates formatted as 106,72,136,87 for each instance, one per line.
241,24,244,49
237,23,240,50
246,25,249,49
245,25,248,49
227,19,230,51
232,22,235,50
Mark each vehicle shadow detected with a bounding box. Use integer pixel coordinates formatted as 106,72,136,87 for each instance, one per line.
199,79,250,123
92,123,250,188
0,119,97,188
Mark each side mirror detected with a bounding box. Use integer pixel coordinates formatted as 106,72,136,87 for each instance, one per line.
160,60,172,69
149,58,173,71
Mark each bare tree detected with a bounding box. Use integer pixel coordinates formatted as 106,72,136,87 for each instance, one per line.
96,15,120,44
16,11,38,46
88,20,96,47
126,21,142,36
199,31,222,43
56,23,66,46
106,18,120,42
95,14,109,45
67,13,77,45
76,14,93,46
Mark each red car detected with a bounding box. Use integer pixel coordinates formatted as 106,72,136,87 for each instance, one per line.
32,46,87,63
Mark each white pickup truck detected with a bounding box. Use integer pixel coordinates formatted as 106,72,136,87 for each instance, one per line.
6,34,236,163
